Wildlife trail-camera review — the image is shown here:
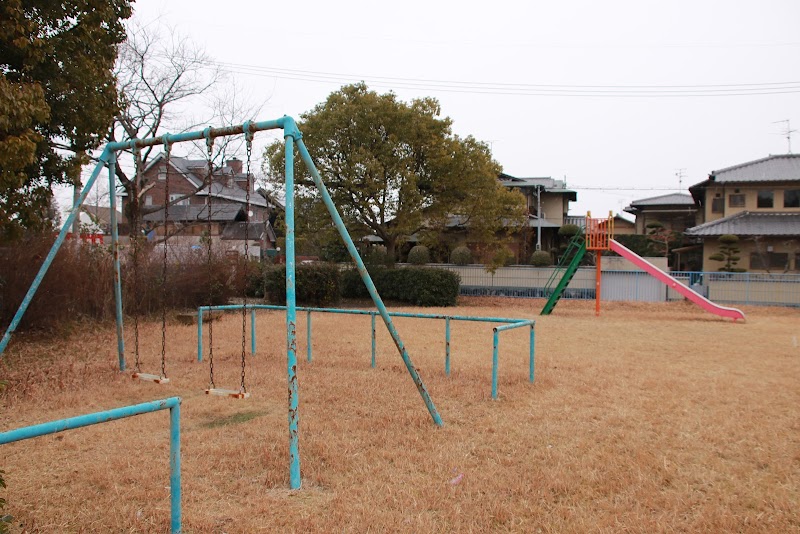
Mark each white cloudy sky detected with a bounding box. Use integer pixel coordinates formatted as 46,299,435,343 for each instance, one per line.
74,0,800,219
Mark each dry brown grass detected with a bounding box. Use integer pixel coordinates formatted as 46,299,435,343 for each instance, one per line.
1,297,799,533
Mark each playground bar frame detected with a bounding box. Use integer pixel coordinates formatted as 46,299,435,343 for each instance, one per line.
0,397,182,533
197,304,536,398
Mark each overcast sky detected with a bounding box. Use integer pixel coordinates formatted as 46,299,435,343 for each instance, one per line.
78,0,800,220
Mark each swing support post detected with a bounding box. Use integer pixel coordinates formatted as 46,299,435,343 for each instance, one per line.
108,150,126,371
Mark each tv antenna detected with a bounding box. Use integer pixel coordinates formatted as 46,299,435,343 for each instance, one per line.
675,168,686,190
773,119,797,153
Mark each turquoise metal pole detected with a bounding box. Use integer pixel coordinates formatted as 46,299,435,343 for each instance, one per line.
295,137,443,427
445,317,451,376
529,325,535,383
251,309,256,355
284,132,301,490
0,151,110,356
169,402,182,533
371,313,376,368
492,328,500,399
306,310,312,362
197,309,203,362
108,151,126,371
0,397,182,533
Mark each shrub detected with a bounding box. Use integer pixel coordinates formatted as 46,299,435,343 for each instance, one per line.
558,224,582,237
709,234,745,272
341,266,460,306
363,246,394,268
530,250,552,267
407,245,430,265
0,235,236,333
449,246,472,265
264,263,341,305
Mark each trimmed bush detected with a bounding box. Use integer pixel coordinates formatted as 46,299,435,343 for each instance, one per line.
363,246,394,268
407,245,430,265
264,263,341,305
530,250,552,267
341,266,460,306
558,224,582,237
449,246,472,265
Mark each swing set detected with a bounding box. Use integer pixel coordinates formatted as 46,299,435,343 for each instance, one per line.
0,116,450,490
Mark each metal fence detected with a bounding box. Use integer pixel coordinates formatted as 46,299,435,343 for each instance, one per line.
434,264,800,307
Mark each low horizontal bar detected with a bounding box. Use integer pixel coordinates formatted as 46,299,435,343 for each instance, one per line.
0,397,180,445
199,304,535,327
494,320,536,333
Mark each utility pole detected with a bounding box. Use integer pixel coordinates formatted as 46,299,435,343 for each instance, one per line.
773,119,797,153
535,185,542,251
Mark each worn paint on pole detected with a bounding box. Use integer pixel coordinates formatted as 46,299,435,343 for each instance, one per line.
295,138,444,428
445,317,451,376
284,129,301,490
306,310,312,363
371,313,376,368
108,151,126,371
197,310,203,362
0,397,182,533
529,325,535,383
492,328,500,399
169,401,182,533
0,152,110,356
251,309,256,355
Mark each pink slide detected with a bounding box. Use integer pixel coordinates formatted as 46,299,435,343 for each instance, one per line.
609,239,745,322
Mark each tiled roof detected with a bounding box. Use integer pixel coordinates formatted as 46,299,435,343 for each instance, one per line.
710,154,800,183
220,221,276,241
142,204,244,223
627,193,695,207
685,211,800,237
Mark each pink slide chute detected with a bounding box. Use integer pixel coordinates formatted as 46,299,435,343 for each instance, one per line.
608,239,745,322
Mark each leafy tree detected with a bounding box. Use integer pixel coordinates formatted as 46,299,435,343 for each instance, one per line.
407,245,430,265
264,83,525,261
530,250,552,266
646,221,678,257
709,234,745,272
0,0,132,241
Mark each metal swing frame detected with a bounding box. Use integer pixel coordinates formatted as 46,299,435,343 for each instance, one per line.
0,116,443,490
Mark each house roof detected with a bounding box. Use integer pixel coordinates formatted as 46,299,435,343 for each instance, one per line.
81,205,126,225
498,173,577,201
709,154,800,183
137,154,270,208
220,221,277,241
626,193,695,208
142,204,244,223
685,211,800,237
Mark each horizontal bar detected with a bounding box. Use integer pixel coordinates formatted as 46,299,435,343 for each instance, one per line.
0,397,180,444
199,304,535,327
494,320,536,333
105,117,296,151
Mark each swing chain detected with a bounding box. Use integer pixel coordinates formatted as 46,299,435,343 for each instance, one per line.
161,137,171,379
205,132,216,389
240,126,253,392
132,145,141,373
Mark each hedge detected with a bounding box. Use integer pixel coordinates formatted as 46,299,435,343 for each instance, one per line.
263,263,341,306
341,266,460,306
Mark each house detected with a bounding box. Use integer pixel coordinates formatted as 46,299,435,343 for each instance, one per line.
623,193,699,235
122,154,282,257
686,154,800,272
498,173,577,260
564,214,636,235
80,205,126,234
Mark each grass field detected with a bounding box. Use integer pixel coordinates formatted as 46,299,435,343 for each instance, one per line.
1,297,798,533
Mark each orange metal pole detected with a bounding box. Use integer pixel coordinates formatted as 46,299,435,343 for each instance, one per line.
595,251,602,316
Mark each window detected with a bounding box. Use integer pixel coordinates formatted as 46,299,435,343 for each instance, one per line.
750,252,789,270
158,166,166,181
169,193,189,206
711,197,724,213
729,194,745,208
145,195,153,206
784,189,800,208
796,253,800,271
757,190,774,208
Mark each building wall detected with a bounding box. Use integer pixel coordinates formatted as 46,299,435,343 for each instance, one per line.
520,190,569,225
703,182,800,222
632,208,698,234
701,236,800,272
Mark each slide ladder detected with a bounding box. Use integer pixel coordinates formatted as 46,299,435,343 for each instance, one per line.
541,235,587,315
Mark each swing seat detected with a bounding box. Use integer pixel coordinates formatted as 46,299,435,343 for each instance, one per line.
132,372,170,384
205,388,250,399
